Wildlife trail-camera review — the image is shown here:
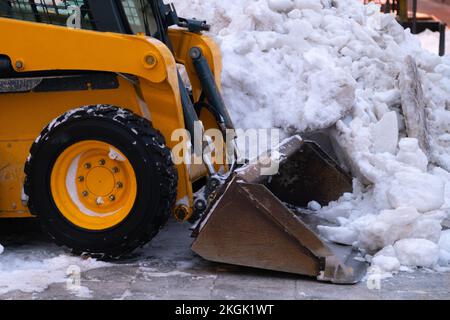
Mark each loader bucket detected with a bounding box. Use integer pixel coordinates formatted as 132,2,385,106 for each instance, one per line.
192,136,367,284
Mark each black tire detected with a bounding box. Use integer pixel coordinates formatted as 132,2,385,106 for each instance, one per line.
24,105,178,259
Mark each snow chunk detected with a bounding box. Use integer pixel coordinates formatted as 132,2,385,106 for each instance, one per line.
439,230,450,265
318,225,357,246
415,29,450,57
394,238,439,268
302,66,356,130
375,245,398,259
372,245,401,273
268,0,294,13
294,0,323,11
387,172,445,212
307,200,321,211
410,216,442,244
358,207,420,251
396,138,428,172
370,111,398,154
371,255,400,273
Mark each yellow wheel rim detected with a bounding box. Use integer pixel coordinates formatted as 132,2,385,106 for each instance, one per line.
51,141,137,231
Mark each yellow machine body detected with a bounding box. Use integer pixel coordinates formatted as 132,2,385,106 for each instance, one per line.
0,17,221,219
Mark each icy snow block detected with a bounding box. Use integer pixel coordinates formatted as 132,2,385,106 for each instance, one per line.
371,255,400,273
439,230,450,265
396,138,428,172
387,172,445,213
358,207,420,251
371,111,399,155
268,0,295,13
394,239,439,268
399,56,430,155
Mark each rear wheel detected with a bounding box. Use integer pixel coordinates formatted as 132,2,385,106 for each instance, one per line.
24,105,178,258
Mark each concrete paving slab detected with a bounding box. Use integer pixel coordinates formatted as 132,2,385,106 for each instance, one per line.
0,220,449,300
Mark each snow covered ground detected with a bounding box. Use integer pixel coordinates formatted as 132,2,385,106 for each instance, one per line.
172,0,450,276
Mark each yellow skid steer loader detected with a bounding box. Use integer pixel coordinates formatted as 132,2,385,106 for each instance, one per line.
0,0,366,284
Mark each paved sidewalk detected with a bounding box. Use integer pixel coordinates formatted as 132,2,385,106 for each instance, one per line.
1,221,449,300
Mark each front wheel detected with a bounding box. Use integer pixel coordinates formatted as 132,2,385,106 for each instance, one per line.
24,105,178,258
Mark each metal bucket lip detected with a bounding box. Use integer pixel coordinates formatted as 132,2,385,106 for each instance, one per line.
233,135,304,183
193,175,367,284
234,135,351,187
192,135,367,284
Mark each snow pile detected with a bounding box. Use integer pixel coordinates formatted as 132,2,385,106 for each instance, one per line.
0,244,108,295
173,0,450,273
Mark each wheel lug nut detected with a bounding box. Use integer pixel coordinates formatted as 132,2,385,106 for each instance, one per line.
112,167,119,173
78,176,84,182
116,182,123,189
82,191,89,197
84,163,91,169
99,159,105,165
109,195,116,201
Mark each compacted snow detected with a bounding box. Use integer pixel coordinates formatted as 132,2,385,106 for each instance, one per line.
173,0,450,275
0,242,108,296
